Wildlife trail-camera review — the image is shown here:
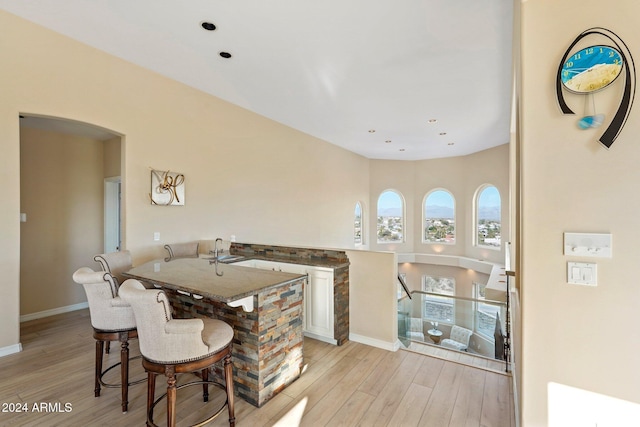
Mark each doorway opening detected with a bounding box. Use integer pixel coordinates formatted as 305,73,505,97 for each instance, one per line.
19,114,123,322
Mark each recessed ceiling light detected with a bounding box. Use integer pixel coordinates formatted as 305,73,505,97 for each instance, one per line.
219,52,232,59
368,129,376,133
428,119,437,124
201,21,217,31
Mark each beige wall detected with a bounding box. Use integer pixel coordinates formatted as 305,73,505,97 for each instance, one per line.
369,144,510,264
521,0,640,424
19,128,104,314
346,250,398,347
0,10,371,344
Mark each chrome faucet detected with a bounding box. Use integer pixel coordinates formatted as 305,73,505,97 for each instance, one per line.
214,238,223,258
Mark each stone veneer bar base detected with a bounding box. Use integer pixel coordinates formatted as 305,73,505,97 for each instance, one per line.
230,242,350,345
165,277,305,407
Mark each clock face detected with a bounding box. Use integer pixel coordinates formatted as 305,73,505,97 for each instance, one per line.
561,45,623,93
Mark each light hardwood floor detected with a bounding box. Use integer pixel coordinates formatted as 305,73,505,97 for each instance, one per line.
0,310,514,426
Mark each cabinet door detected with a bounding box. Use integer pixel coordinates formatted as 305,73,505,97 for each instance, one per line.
304,269,334,340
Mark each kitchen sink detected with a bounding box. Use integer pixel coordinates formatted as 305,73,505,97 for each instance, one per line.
208,254,245,263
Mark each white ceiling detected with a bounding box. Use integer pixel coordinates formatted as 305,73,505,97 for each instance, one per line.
3,0,514,160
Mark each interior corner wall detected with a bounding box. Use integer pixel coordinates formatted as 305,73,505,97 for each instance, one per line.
103,136,122,178
522,0,640,425
0,10,370,349
19,127,104,315
346,249,398,346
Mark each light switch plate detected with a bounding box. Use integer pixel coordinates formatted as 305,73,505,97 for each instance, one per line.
567,262,597,286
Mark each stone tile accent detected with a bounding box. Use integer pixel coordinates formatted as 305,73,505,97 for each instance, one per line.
230,242,350,346
230,242,349,268
334,265,349,346
165,276,305,407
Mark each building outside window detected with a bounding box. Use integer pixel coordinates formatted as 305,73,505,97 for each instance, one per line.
476,185,501,248
423,189,455,244
422,275,455,324
377,190,404,243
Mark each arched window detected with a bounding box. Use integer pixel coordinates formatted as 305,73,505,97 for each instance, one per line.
423,189,455,244
476,185,501,248
377,190,404,243
354,202,364,245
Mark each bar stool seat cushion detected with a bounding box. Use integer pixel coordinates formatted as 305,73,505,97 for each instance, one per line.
201,319,235,354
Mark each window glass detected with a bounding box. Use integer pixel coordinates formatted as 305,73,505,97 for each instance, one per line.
476,185,501,248
354,202,363,245
377,190,404,243
474,282,498,342
422,276,455,324
424,189,455,244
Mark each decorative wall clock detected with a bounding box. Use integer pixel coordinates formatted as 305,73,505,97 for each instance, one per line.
555,28,636,148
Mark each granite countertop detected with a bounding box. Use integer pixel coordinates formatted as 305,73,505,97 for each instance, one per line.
123,258,306,302
226,253,350,269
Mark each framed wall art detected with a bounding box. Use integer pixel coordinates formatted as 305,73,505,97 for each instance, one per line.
149,169,185,206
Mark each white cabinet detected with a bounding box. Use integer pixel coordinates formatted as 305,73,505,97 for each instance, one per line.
252,260,307,274
303,268,335,344
235,259,336,344
232,259,256,268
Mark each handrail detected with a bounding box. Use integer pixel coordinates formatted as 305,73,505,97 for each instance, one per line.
398,274,412,299
504,272,512,372
409,290,506,307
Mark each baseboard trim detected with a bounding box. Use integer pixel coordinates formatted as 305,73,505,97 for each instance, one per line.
20,302,89,323
349,333,398,351
0,343,22,357
304,331,338,345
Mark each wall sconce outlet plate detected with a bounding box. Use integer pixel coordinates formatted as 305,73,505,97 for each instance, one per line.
564,232,612,258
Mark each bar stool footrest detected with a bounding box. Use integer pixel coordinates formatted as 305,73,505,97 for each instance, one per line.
147,380,230,427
